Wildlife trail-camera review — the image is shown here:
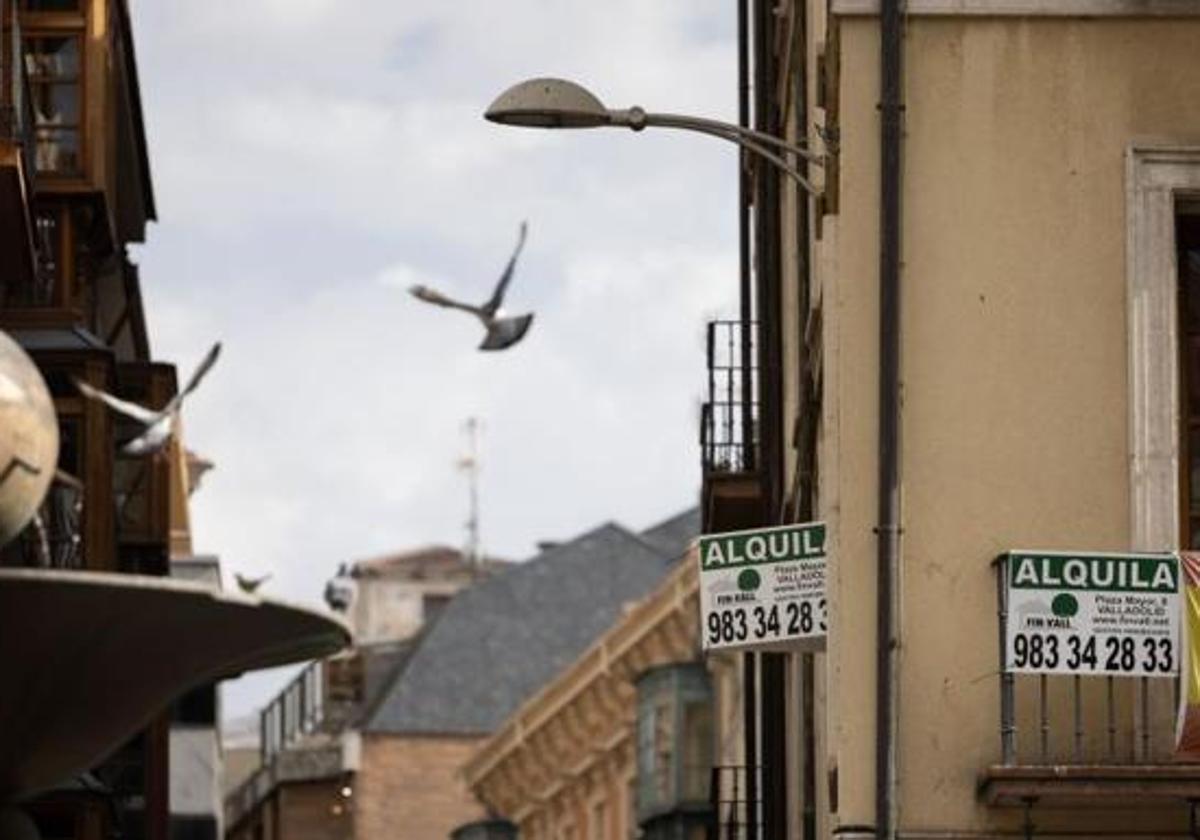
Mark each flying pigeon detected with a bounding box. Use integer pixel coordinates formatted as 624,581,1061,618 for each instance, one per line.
408,222,534,351
74,342,221,456
235,572,272,594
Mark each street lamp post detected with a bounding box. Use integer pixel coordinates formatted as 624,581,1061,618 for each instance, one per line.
484,78,823,197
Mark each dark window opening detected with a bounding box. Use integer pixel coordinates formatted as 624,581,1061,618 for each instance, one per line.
170,815,218,840
1179,208,1200,549
172,685,217,726
21,1,82,10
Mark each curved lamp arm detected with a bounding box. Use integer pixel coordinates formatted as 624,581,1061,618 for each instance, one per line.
616,110,820,197
625,109,824,165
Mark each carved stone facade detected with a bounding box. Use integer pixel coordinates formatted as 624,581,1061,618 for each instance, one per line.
463,555,720,840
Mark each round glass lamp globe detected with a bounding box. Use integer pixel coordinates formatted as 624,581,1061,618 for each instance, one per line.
0,807,41,839
0,330,57,547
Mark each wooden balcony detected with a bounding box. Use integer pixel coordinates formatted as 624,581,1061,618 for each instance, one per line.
702,469,767,534
0,2,38,296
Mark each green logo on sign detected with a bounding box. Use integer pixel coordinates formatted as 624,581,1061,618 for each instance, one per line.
1051,593,1079,617
738,569,761,592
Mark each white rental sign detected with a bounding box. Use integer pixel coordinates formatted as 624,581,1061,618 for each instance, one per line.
1002,550,1180,678
698,522,827,653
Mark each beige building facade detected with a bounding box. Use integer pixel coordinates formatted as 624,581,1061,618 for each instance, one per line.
774,1,1200,837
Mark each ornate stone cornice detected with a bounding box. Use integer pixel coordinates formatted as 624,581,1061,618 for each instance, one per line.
463,549,702,821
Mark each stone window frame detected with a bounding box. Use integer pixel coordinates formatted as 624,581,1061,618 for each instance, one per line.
1126,145,1200,551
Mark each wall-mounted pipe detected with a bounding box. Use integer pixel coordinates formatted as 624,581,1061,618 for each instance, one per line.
876,0,904,836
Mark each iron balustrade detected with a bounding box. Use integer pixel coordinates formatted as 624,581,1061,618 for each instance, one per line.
707,765,760,840
0,478,83,569
993,555,1181,766
259,658,327,765
702,320,759,475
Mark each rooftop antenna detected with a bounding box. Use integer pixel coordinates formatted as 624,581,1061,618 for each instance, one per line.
457,417,482,572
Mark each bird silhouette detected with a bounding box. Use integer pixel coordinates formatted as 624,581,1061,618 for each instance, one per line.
408,222,534,351
74,342,221,456
234,572,272,594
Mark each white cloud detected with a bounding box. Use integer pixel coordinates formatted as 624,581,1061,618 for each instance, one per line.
130,1,738,720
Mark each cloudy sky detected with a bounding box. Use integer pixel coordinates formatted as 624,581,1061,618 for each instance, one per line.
128,2,739,720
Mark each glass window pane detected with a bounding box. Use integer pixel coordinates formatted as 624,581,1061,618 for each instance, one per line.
34,128,80,173
25,37,80,77
32,82,79,124
681,700,713,801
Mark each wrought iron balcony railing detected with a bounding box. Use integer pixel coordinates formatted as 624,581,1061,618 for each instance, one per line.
992,556,1180,769
707,764,759,840
0,475,83,569
260,658,327,764
701,320,759,475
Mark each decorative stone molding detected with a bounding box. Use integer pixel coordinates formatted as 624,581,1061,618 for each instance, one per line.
463,551,703,823
1126,145,1200,551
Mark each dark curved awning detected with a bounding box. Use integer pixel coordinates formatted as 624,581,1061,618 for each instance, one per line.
0,569,351,801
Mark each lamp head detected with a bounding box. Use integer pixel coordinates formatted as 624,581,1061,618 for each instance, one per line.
485,78,614,129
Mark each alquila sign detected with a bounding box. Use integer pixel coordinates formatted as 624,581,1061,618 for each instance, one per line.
1002,550,1180,678
698,522,826,652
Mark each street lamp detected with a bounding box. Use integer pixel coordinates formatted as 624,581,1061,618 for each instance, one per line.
485,77,822,196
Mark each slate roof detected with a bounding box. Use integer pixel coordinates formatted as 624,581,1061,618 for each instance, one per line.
639,507,700,560
363,520,686,735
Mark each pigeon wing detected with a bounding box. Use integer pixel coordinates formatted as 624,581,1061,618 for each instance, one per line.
164,342,221,414
409,285,483,316
481,221,528,317
74,379,160,424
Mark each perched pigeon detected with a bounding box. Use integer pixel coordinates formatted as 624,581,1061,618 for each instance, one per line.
235,572,272,594
74,342,221,456
409,222,534,351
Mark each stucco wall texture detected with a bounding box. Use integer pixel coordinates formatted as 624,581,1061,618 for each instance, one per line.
820,16,1200,836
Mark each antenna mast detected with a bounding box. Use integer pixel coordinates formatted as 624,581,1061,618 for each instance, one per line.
458,417,482,572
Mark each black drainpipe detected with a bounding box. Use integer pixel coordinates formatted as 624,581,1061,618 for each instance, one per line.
876,0,903,835
737,4,758,838
738,0,755,471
